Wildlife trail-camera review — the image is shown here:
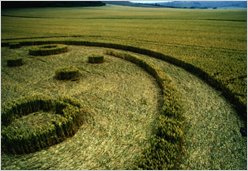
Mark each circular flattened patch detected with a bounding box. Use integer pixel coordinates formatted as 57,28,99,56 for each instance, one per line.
29,44,68,56
88,55,104,64
1,95,87,154
7,58,23,67
55,66,81,81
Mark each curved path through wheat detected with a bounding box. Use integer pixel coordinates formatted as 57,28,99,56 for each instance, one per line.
126,51,247,169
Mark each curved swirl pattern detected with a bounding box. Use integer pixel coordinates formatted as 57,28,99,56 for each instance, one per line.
2,39,246,118
1,40,246,170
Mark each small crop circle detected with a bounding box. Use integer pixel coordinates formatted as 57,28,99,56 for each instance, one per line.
29,44,68,56
9,43,21,49
55,66,80,80
1,95,87,154
7,58,23,67
88,55,104,64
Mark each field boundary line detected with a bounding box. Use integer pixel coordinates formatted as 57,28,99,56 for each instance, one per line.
2,36,246,53
2,14,246,22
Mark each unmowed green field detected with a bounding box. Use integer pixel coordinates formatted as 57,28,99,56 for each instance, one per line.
2,5,247,109
1,4,247,170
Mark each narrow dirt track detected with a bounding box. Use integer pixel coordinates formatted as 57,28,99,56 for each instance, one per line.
135,53,247,170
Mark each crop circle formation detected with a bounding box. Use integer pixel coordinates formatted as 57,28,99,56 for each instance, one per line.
9,43,21,49
7,58,23,67
1,40,246,170
88,55,104,63
1,95,86,154
29,44,68,56
55,66,81,81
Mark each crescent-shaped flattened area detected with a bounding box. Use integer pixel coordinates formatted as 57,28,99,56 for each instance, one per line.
1,45,161,169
